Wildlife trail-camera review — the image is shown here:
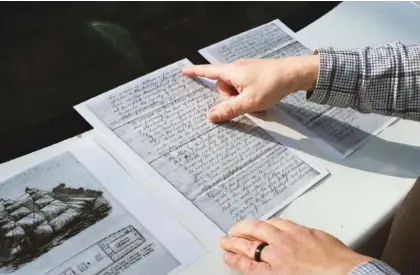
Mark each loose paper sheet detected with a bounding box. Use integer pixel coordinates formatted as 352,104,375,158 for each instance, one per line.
199,19,398,158
75,59,329,233
0,138,205,275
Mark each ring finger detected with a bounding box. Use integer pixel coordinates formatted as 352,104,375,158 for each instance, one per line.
220,236,271,262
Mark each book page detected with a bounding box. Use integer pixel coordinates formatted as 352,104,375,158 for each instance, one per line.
0,139,205,275
75,59,328,233
199,19,398,158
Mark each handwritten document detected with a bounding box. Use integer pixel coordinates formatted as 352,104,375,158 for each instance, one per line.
77,59,328,233
205,21,293,63
199,19,397,158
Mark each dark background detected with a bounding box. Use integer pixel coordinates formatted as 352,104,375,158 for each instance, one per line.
0,2,340,163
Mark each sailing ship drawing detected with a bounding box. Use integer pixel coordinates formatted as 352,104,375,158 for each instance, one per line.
0,183,112,273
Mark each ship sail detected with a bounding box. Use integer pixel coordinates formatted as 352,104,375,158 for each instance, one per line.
4,225,25,241
5,194,33,213
40,200,68,221
49,208,81,232
1,221,17,232
10,207,31,220
34,224,54,237
17,213,46,229
34,196,54,208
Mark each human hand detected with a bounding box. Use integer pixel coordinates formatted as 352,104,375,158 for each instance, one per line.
182,56,319,122
220,218,372,275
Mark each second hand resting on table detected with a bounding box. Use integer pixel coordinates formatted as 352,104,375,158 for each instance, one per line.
182,42,420,275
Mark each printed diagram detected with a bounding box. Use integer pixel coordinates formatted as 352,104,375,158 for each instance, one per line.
98,225,145,262
46,226,157,275
0,184,112,273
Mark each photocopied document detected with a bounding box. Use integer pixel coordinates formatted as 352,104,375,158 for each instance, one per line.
75,59,329,233
0,138,205,275
199,19,397,158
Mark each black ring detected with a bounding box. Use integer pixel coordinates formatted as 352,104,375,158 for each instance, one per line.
254,242,269,262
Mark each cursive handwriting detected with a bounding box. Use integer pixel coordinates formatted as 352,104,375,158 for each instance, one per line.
151,117,280,200
88,64,205,129
262,41,312,59
88,61,322,233
278,91,332,126
114,85,222,162
193,146,318,232
307,108,369,154
207,22,293,63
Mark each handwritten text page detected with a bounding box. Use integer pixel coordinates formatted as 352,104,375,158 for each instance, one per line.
85,60,325,232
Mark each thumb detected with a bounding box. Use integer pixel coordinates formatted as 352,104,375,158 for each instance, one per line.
207,93,250,123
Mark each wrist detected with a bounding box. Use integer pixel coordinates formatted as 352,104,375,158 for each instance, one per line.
297,55,319,92
335,251,374,275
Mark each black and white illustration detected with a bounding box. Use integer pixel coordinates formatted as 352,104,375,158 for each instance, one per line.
0,152,180,275
0,184,111,272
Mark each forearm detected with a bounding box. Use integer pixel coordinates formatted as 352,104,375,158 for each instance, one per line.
306,42,420,121
350,260,400,275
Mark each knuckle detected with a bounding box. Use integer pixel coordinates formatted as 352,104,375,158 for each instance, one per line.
247,240,260,257
231,255,241,266
308,227,320,236
224,253,238,267
249,220,263,230
222,103,235,118
234,58,247,66
249,220,264,235
282,219,296,227
244,259,259,273
246,94,259,105
234,219,262,236
269,217,281,222
234,219,248,230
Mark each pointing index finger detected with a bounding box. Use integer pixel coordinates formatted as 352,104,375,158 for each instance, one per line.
182,64,227,80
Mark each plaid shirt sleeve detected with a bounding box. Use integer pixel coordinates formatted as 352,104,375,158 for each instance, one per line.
350,260,399,275
307,41,420,121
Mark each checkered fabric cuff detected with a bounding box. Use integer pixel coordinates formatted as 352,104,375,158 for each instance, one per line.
306,42,420,121
349,260,400,275
307,47,361,108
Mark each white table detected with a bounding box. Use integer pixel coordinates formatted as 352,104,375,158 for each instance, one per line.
290,0,420,247
2,2,420,275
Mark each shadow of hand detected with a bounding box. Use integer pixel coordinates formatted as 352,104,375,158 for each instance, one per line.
218,102,420,179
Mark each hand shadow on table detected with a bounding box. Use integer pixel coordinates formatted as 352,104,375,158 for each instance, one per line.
218,102,420,179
